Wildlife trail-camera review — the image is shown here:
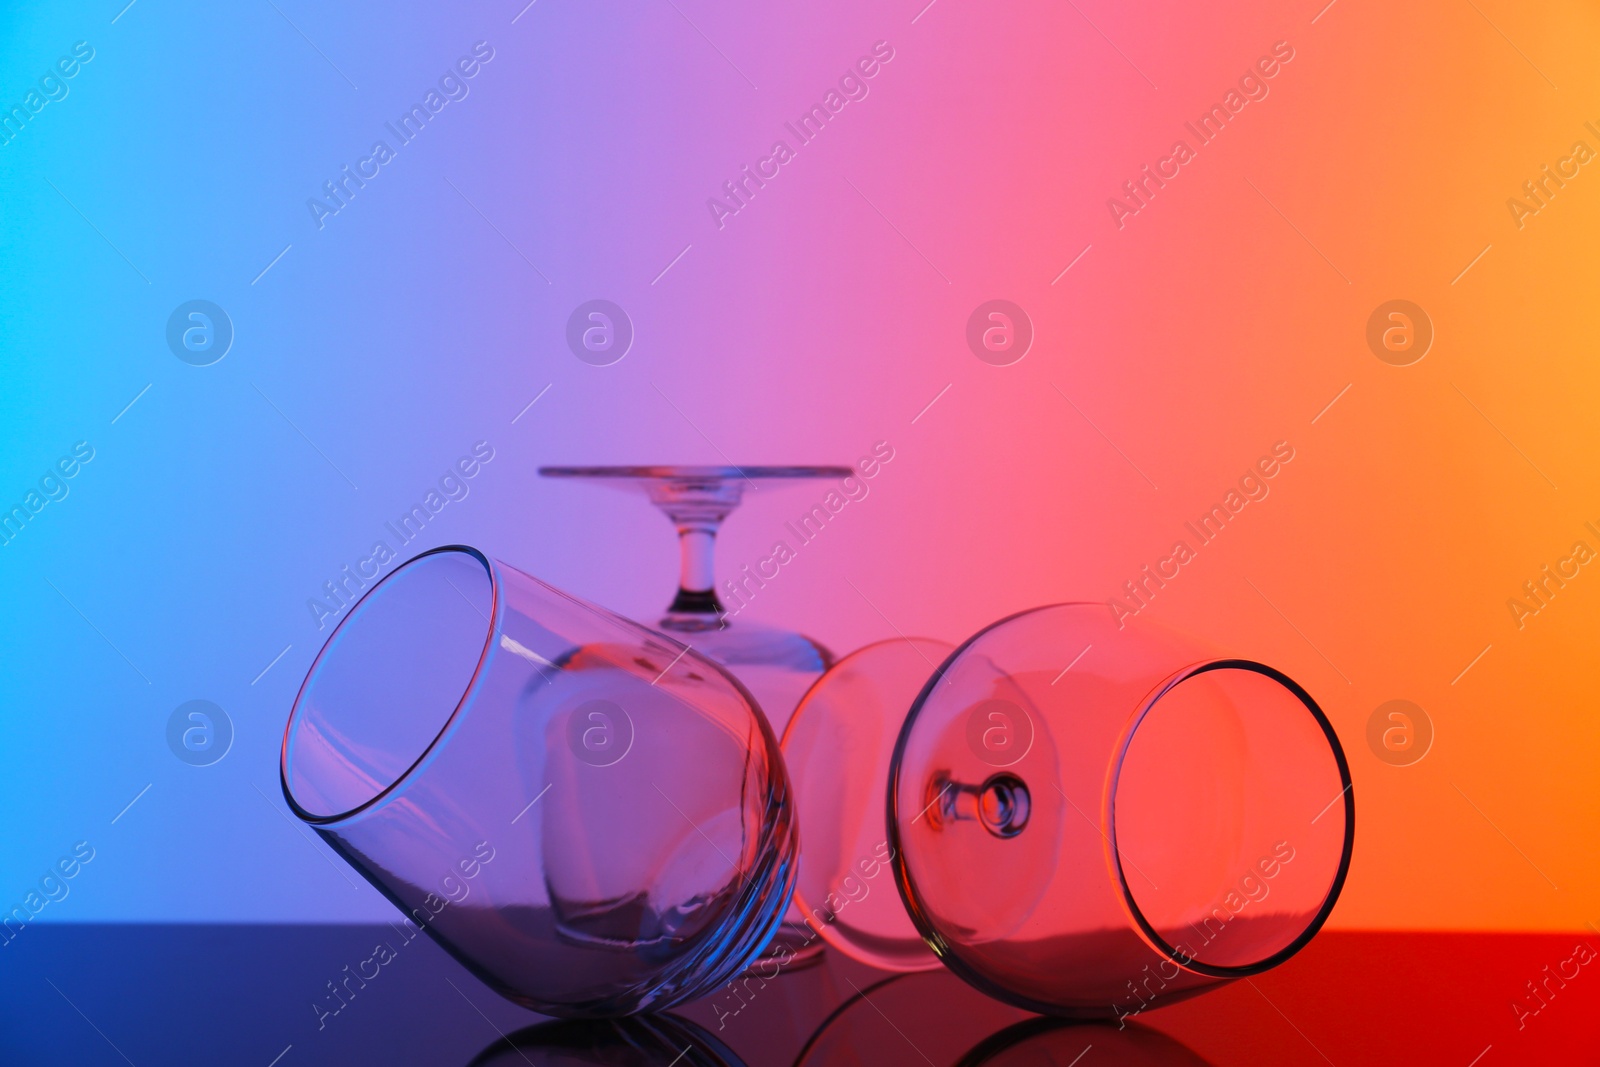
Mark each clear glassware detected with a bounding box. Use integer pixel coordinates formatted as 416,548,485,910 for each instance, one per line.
780,638,951,972
539,465,851,963
536,466,850,735
279,545,796,1017
888,604,1355,1017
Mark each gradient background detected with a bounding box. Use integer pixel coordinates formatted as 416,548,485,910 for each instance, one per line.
0,0,1595,942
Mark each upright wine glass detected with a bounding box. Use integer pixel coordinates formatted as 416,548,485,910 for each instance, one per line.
537,466,851,735
541,465,854,964
783,604,1355,1018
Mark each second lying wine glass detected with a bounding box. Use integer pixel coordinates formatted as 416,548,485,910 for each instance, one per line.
782,603,1355,1018
780,637,952,972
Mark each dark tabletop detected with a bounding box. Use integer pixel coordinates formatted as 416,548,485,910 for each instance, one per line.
1,926,1594,1065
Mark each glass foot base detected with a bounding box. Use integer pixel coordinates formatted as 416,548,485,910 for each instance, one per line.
759,920,829,969
674,618,831,672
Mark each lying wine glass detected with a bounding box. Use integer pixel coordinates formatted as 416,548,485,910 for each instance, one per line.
783,603,1354,1018
280,545,796,1017
780,637,953,972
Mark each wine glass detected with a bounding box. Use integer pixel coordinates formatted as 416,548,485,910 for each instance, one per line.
780,638,952,972
784,604,1354,1017
536,466,850,734
539,465,853,963
280,545,796,1017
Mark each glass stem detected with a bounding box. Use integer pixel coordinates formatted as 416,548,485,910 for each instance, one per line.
664,520,726,630
679,526,717,593
926,772,1031,838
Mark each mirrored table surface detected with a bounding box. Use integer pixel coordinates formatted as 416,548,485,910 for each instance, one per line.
1,925,1592,1065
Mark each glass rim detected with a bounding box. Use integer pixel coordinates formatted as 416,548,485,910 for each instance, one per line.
778,634,952,749
538,465,853,480
279,544,500,826
1107,658,1356,979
